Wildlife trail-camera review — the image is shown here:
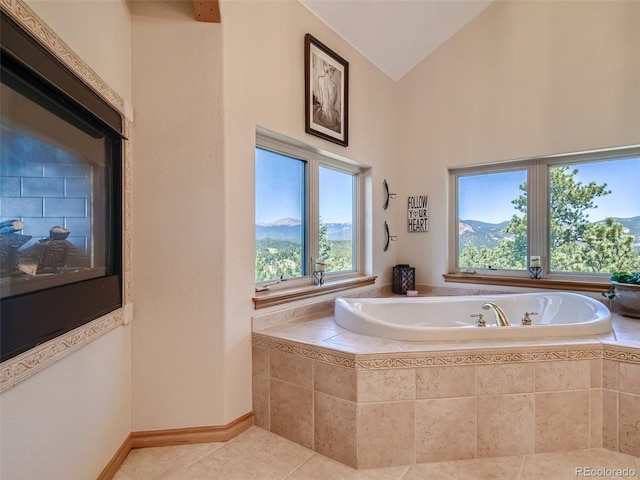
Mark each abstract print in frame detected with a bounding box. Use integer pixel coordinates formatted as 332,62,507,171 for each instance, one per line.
305,33,349,147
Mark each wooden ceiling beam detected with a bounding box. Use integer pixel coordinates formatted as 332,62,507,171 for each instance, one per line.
193,0,221,23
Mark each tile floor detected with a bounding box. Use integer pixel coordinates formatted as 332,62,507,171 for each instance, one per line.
115,426,640,479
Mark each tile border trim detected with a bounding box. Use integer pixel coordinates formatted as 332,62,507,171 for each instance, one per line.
253,334,640,370
603,344,640,365
253,334,357,369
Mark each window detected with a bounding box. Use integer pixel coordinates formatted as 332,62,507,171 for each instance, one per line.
255,133,361,285
450,146,640,281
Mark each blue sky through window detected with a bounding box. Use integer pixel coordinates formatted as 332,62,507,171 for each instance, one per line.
459,170,526,224
255,148,304,225
320,166,353,224
459,158,640,224
255,148,354,225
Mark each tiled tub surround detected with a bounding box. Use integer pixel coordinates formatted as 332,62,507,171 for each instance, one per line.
252,307,640,469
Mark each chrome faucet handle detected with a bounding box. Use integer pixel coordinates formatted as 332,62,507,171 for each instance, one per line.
521,311,538,326
470,313,486,327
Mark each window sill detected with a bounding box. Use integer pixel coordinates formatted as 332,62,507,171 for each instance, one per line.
443,273,608,293
252,275,377,309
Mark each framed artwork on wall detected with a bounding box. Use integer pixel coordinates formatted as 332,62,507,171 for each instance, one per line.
304,33,349,147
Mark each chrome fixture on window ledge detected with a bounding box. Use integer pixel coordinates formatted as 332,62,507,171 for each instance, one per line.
255,276,285,292
313,259,325,286
383,179,396,210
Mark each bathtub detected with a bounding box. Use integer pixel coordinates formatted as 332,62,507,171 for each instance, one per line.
334,292,611,341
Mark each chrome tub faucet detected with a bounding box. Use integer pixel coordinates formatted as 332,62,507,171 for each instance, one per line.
481,302,510,326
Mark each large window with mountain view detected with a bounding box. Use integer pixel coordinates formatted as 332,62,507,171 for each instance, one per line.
255,134,360,284
452,146,640,279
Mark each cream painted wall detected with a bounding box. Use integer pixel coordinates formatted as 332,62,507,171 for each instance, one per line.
396,0,640,287
0,2,132,479
220,0,398,421
0,328,131,480
130,1,226,429
25,0,133,102
128,0,398,428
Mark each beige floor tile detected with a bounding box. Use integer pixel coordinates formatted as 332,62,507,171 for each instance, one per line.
112,471,135,480
286,453,409,480
228,426,314,474
167,444,283,480
520,448,638,480
402,456,524,480
117,442,224,480
116,428,640,480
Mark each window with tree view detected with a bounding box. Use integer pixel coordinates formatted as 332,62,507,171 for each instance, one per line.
319,166,354,273
255,135,360,284
453,147,640,278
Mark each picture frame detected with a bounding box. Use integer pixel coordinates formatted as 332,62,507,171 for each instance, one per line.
305,33,349,147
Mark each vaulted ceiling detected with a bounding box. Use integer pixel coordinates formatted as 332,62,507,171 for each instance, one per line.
299,0,493,81
193,0,493,81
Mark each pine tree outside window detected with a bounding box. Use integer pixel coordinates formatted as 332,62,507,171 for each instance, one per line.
450,146,640,281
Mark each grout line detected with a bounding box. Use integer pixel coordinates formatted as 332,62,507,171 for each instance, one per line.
616,385,620,453
474,365,478,460
282,453,318,479
517,454,527,480
589,384,595,449
164,443,230,479
533,386,537,455
397,464,412,480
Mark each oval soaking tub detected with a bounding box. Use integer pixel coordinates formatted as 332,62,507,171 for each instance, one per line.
334,292,611,341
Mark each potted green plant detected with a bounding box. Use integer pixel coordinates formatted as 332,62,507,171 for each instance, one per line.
602,272,640,318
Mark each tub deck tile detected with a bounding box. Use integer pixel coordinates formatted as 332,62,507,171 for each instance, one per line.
253,312,640,469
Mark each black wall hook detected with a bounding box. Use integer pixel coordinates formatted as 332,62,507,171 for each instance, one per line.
383,179,397,210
